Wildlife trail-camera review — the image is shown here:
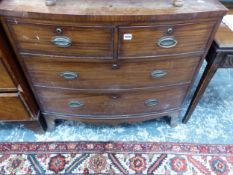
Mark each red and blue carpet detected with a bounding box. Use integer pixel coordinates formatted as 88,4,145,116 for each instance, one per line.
0,141,233,174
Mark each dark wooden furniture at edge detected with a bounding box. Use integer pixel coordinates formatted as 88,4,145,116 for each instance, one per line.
0,0,227,131
0,24,45,132
183,8,233,123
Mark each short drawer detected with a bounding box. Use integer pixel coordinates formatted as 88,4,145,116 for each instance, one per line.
22,54,200,90
0,59,15,89
35,85,188,116
6,19,114,58
118,22,215,58
0,93,30,120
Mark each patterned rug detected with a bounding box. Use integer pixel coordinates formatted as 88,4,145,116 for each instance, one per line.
0,142,233,174
1,64,233,144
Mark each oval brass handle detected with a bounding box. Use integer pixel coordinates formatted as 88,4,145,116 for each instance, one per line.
68,101,84,108
51,36,72,48
144,99,159,107
157,36,177,48
151,70,167,78
60,71,78,80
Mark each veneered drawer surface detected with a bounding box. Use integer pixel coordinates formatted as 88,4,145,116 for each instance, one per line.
35,85,188,116
7,20,114,58
22,54,200,90
118,22,215,58
0,59,15,89
0,93,30,120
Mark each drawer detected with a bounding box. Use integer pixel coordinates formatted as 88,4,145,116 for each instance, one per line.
118,22,215,58
7,20,114,58
22,54,200,90
35,85,188,116
0,93,30,120
0,59,15,89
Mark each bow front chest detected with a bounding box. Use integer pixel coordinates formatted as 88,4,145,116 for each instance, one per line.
0,0,227,130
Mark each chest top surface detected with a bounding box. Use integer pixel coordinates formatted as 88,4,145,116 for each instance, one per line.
0,0,227,22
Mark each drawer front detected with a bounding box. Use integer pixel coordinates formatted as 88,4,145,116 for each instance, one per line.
35,85,188,116
119,22,215,58
0,93,30,120
0,59,15,89
22,54,200,90
7,20,114,58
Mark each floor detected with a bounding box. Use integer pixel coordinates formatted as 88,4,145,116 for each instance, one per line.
1,61,233,144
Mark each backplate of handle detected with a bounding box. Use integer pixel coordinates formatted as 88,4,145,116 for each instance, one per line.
151,70,167,78
157,36,177,48
68,101,84,108
60,71,78,80
52,36,72,48
144,99,159,107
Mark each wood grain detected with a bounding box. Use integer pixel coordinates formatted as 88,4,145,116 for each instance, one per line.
0,23,40,119
6,20,114,58
0,58,16,90
118,22,215,58
0,93,30,120
43,109,180,130
0,0,227,22
22,54,200,90
0,0,227,128
0,23,43,132
35,85,189,116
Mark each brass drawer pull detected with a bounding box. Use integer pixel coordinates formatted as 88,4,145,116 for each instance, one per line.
51,36,72,48
144,99,159,107
112,95,120,99
151,70,167,78
56,28,63,34
68,101,84,108
112,64,120,70
157,36,177,48
167,28,174,34
60,71,78,80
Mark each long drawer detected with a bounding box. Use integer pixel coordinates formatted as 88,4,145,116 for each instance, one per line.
0,93,30,120
35,85,189,116
6,19,114,58
119,22,215,58
22,54,200,90
0,58,15,90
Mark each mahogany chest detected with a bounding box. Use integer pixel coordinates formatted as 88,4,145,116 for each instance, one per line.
0,0,227,131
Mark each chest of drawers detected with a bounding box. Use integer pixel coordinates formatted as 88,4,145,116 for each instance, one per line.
0,0,227,131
